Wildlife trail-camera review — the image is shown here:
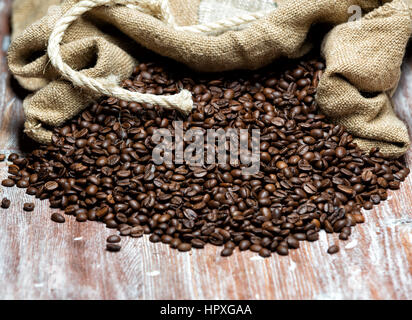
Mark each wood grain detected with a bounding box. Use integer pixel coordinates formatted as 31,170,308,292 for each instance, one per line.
0,0,411,300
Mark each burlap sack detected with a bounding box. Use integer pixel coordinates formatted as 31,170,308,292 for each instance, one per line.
7,0,412,157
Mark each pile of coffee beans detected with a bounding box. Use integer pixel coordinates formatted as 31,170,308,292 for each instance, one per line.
1,55,409,257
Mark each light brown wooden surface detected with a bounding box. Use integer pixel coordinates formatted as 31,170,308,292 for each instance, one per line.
0,0,411,300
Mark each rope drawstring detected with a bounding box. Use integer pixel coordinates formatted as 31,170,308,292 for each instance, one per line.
47,0,274,113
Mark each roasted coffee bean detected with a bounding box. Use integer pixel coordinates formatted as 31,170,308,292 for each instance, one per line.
259,248,271,258
221,248,233,257
177,243,192,252
339,232,349,240
1,56,408,259
2,179,15,187
250,244,262,252
1,198,10,209
16,179,29,188
149,234,161,243
8,153,19,161
388,180,400,190
333,219,346,232
23,203,35,212
191,239,205,248
337,185,353,195
353,213,365,224
363,201,373,210
86,185,98,195
335,147,347,158
26,186,38,195
130,226,144,238
370,194,381,204
239,240,251,251
276,245,289,256
161,235,173,244
287,236,299,249
107,235,121,243
51,212,65,223
327,245,340,254
44,181,59,191
106,243,121,252
170,238,181,249
76,211,88,222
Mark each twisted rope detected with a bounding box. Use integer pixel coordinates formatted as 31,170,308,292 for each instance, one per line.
47,0,273,113
178,11,268,33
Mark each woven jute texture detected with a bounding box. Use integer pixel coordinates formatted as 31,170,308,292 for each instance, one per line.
7,0,412,157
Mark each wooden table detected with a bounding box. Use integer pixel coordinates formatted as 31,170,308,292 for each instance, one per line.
0,0,411,300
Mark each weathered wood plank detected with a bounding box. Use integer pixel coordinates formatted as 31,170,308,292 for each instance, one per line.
0,0,410,300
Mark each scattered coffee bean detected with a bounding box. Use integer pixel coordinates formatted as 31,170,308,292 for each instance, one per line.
2,179,15,187
51,212,65,223
0,55,408,259
107,235,121,243
221,247,233,257
239,240,251,251
177,243,192,252
276,245,289,256
76,211,88,222
353,213,365,224
149,234,161,243
16,179,29,188
259,248,271,258
106,243,121,252
23,203,35,212
1,198,10,209
8,153,18,161
327,245,340,255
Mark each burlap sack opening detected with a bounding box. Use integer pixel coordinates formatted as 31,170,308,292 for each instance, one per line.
7,0,412,157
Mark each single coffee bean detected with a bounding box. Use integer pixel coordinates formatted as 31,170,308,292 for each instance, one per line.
333,219,347,232
26,186,38,195
353,213,365,224
287,236,300,249
23,203,35,212
86,185,98,195
8,153,19,161
51,212,65,223
276,245,289,256
327,245,340,254
106,243,121,252
160,235,173,244
76,212,88,222
339,232,349,240
239,240,251,251
370,194,381,204
149,234,161,243
170,238,181,249
363,201,373,210
221,248,233,257
177,243,192,252
2,179,15,187
259,248,271,258
130,226,144,238
250,244,262,252
335,147,347,158
96,156,108,166
1,198,11,209
16,179,29,188
388,180,400,190
107,235,121,243
44,181,59,191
